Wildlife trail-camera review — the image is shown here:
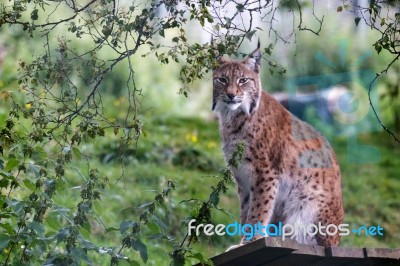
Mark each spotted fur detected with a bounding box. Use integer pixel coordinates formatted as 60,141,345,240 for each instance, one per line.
213,47,344,248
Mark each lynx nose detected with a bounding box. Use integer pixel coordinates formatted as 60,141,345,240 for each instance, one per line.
227,93,235,100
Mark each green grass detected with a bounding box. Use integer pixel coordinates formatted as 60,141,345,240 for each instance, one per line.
334,132,400,248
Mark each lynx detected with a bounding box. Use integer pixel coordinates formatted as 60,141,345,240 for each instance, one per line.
212,44,344,248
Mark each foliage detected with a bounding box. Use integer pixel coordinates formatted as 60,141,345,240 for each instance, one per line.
340,0,400,143
379,63,400,131
170,142,244,266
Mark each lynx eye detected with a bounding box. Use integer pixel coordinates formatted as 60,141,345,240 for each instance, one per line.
238,78,249,85
216,77,228,84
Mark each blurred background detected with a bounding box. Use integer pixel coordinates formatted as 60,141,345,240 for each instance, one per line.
0,0,399,265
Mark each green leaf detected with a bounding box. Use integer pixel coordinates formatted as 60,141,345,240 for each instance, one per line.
29,163,40,178
355,17,361,27
81,238,98,250
146,221,160,234
80,226,91,239
23,179,36,191
56,228,69,243
72,147,82,160
93,200,102,214
34,146,47,160
0,222,14,234
131,238,148,263
102,26,112,36
151,215,167,231
148,233,171,240
0,212,13,219
188,252,212,265
171,250,185,266
0,177,9,188
31,238,47,253
29,221,44,235
337,6,343,12
71,247,89,264
31,9,39,20
5,158,19,171
138,202,154,209
0,234,10,250
120,220,135,234
45,216,61,231
105,226,119,233
245,30,256,41
210,191,219,206
374,43,382,54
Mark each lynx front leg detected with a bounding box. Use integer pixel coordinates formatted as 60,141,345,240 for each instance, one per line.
241,175,279,244
237,186,250,225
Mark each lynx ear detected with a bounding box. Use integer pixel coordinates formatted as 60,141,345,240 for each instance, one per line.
243,41,261,73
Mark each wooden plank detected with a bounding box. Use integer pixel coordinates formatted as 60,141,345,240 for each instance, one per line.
211,238,268,266
211,238,296,266
364,248,400,266
264,237,300,249
326,247,365,258
309,247,365,266
207,236,400,266
265,243,326,266
365,248,400,259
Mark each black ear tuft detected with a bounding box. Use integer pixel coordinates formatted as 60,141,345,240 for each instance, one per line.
212,100,216,111
243,42,262,73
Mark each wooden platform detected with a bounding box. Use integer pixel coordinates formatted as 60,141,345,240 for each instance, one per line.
208,238,400,266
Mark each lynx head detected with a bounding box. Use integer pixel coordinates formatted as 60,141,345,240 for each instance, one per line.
212,45,262,115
